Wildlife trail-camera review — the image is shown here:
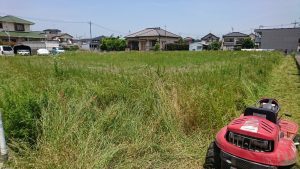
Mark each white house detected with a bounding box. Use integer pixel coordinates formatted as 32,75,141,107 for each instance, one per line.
189,42,203,51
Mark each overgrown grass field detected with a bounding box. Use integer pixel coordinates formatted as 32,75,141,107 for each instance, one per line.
0,51,294,168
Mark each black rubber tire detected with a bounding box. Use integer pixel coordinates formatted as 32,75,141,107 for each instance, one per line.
203,141,221,169
293,134,300,150
279,164,299,169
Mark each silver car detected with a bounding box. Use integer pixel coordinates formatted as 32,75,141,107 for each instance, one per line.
0,46,14,56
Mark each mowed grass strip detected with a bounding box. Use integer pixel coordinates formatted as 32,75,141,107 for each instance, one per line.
260,56,300,167
0,51,281,168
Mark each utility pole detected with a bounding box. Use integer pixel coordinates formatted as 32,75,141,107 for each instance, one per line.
291,21,299,28
89,21,92,39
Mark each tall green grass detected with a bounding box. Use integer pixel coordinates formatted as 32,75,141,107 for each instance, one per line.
0,51,281,168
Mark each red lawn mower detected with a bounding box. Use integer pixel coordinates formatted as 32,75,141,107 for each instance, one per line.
204,98,300,169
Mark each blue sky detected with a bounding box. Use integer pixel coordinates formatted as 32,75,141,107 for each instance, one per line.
1,0,300,39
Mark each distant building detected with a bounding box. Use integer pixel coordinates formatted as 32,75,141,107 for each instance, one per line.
43,29,61,35
184,37,195,44
222,32,249,50
90,36,105,49
42,29,73,45
254,28,300,52
189,42,203,51
74,35,106,50
248,33,256,41
0,15,45,43
200,33,220,45
125,27,181,51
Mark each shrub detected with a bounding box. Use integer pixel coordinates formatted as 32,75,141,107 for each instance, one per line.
63,45,79,51
154,42,160,51
234,46,242,51
100,37,126,51
208,41,221,50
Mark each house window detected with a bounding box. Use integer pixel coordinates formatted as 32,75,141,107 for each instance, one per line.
151,40,157,47
15,24,25,31
0,22,2,29
224,38,234,42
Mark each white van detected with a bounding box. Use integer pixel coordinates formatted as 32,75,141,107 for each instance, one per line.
0,46,14,56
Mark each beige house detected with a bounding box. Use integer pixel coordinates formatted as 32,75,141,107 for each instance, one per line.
222,32,249,50
125,27,181,51
0,15,45,43
43,29,73,45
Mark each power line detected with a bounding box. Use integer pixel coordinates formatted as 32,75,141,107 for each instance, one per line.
0,12,126,36
0,12,88,24
91,22,126,35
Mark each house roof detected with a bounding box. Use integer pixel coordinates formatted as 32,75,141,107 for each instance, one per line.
92,36,106,41
0,15,34,25
43,29,62,33
125,27,180,38
0,31,45,39
50,33,73,39
223,32,249,37
255,27,300,31
200,33,219,41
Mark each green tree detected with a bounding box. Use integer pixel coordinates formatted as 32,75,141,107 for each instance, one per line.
242,38,255,49
208,41,221,50
100,37,126,51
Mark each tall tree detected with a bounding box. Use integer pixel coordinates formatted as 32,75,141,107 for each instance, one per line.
242,38,255,49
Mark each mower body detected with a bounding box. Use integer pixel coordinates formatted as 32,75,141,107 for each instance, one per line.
205,98,299,169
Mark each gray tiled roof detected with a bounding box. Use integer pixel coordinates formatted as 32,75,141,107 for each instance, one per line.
200,33,219,41
125,27,180,38
223,32,249,37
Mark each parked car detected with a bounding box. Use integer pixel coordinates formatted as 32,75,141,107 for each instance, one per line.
0,45,14,56
52,47,65,55
17,50,30,56
37,49,50,56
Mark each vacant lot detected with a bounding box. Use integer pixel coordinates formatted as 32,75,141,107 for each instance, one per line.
0,51,294,168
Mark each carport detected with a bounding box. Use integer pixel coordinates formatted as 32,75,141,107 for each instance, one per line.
13,45,32,55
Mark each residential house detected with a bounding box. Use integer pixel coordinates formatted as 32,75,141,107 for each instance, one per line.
74,35,106,50
0,15,45,43
42,29,73,45
90,36,105,50
254,28,300,53
200,33,220,45
222,32,249,50
184,37,194,44
248,33,256,41
189,42,203,51
125,27,181,51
